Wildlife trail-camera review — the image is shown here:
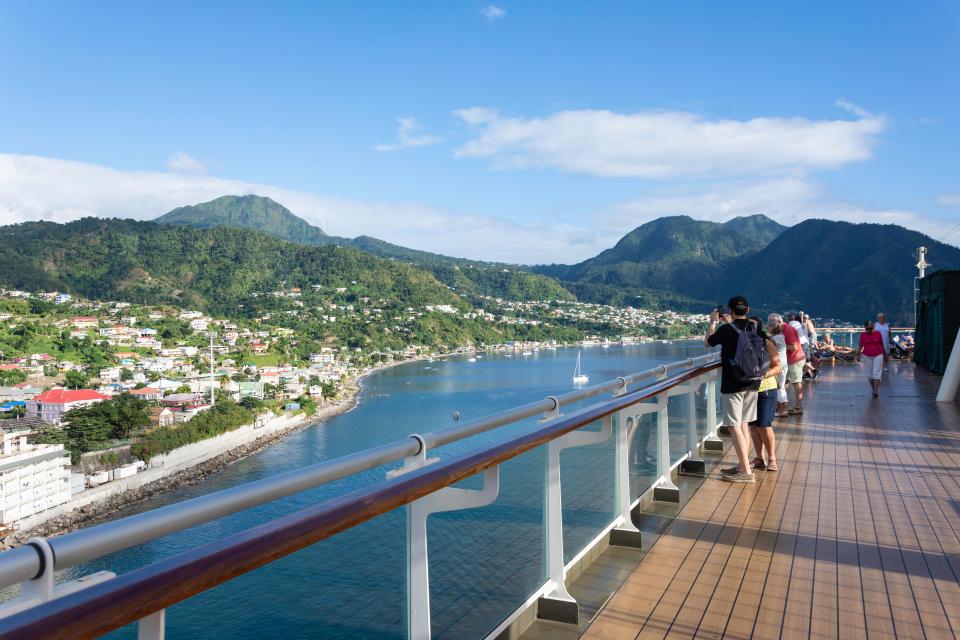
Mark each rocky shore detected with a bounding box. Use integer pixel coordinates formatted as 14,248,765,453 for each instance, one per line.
3,381,363,550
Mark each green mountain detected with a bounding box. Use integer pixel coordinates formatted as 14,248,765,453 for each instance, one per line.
156,194,329,245
535,215,783,295
539,214,957,324
0,218,460,315
718,219,960,323
155,195,575,302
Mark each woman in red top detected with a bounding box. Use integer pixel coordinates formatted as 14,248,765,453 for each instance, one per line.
857,320,885,397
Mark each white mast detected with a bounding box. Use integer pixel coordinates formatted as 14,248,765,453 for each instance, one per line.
208,331,216,406
915,247,929,328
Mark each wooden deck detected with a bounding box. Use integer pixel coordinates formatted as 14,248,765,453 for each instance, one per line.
583,360,960,640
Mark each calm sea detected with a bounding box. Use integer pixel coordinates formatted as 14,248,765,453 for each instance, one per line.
59,342,711,639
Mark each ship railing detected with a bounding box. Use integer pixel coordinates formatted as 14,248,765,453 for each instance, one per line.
0,352,722,639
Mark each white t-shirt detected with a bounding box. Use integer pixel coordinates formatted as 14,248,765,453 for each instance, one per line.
789,321,809,345
875,322,890,351
772,334,788,365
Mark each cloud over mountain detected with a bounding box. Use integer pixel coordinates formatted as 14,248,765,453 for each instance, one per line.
454,105,887,178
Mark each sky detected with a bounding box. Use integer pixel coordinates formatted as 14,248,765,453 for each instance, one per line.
0,1,958,263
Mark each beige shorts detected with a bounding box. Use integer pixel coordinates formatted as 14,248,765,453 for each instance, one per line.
786,359,806,384
722,390,758,427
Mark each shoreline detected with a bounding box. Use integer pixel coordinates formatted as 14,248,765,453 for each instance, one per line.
5,344,667,546
8,371,374,546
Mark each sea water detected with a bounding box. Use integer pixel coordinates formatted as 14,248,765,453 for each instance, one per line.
61,342,710,639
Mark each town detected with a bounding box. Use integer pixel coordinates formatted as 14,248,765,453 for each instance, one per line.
0,286,709,538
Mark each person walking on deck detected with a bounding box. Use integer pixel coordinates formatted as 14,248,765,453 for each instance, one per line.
748,317,783,471
857,320,885,397
705,296,765,483
875,313,891,367
781,317,806,415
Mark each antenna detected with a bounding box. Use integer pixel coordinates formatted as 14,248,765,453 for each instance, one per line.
914,247,929,328
207,331,217,406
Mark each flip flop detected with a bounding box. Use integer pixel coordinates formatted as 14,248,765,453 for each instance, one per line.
766,463,779,472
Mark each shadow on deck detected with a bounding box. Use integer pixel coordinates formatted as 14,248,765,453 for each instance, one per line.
522,360,960,640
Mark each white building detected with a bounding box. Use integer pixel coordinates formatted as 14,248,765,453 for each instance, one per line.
0,430,71,527
26,389,111,426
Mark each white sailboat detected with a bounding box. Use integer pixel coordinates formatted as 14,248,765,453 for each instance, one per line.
573,351,589,384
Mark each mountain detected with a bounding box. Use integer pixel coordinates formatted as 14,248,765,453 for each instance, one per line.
0,218,460,314
535,215,783,295
155,195,575,302
156,195,330,245
718,219,960,323
540,214,958,324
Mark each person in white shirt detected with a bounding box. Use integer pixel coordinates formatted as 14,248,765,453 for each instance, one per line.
790,314,815,377
875,313,891,367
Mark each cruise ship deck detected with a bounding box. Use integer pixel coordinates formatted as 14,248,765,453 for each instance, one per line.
560,360,960,640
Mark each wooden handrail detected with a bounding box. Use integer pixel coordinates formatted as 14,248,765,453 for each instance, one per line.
0,362,718,640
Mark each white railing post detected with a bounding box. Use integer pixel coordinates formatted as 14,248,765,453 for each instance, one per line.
701,374,724,452
653,395,680,502
678,377,707,474
539,415,612,624
138,610,166,640
407,466,500,640
611,412,642,548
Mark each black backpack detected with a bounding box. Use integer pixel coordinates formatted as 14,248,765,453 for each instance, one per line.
727,322,771,383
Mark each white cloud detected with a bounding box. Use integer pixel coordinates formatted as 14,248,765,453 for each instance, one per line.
595,176,960,248
0,153,953,269
0,153,590,263
939,195,960,208
454,105,887,178
482,5,506,20
374,118,443,152
166,151,207,175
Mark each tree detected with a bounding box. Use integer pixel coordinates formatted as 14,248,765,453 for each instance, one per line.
61,394,151,462
0,368,27,386
120,367,134,381
64,369,89,389
174,384,192,394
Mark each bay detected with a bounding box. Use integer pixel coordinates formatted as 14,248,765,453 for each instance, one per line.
63,342,711,639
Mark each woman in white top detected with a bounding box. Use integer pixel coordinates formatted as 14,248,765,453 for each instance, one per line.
767,314,789,417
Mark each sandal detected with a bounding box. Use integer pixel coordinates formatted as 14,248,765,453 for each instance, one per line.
774,412,789,418
766,463,778,472
788,408,803,415
721,466,739,475
751,458,766,469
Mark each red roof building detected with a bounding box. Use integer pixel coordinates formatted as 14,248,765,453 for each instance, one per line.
27,389,111,426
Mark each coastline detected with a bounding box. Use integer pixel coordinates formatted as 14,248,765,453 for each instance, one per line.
5,346,640,546
7,366,379,547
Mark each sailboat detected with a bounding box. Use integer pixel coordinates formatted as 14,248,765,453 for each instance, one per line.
573,351,589,384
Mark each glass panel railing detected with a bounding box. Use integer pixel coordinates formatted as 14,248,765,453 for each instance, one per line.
667,393,690,464
427,446,545,639
628,409,659,499
559,419,616,563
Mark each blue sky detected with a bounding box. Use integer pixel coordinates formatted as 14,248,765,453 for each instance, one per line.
0,1,957,262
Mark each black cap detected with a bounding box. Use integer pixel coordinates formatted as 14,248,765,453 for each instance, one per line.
728,296,749,314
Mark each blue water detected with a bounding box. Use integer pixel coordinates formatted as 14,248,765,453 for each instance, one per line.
59,343,711,639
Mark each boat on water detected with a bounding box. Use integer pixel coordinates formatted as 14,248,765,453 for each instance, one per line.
573,351,589,384
468,357,477,363
521,350,533,356
602,343,611,349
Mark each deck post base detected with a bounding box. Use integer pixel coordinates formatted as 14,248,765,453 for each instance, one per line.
653,485,681,503
537,595,579,625
680,459,706,473
609,527,643,549
702,437,725,452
